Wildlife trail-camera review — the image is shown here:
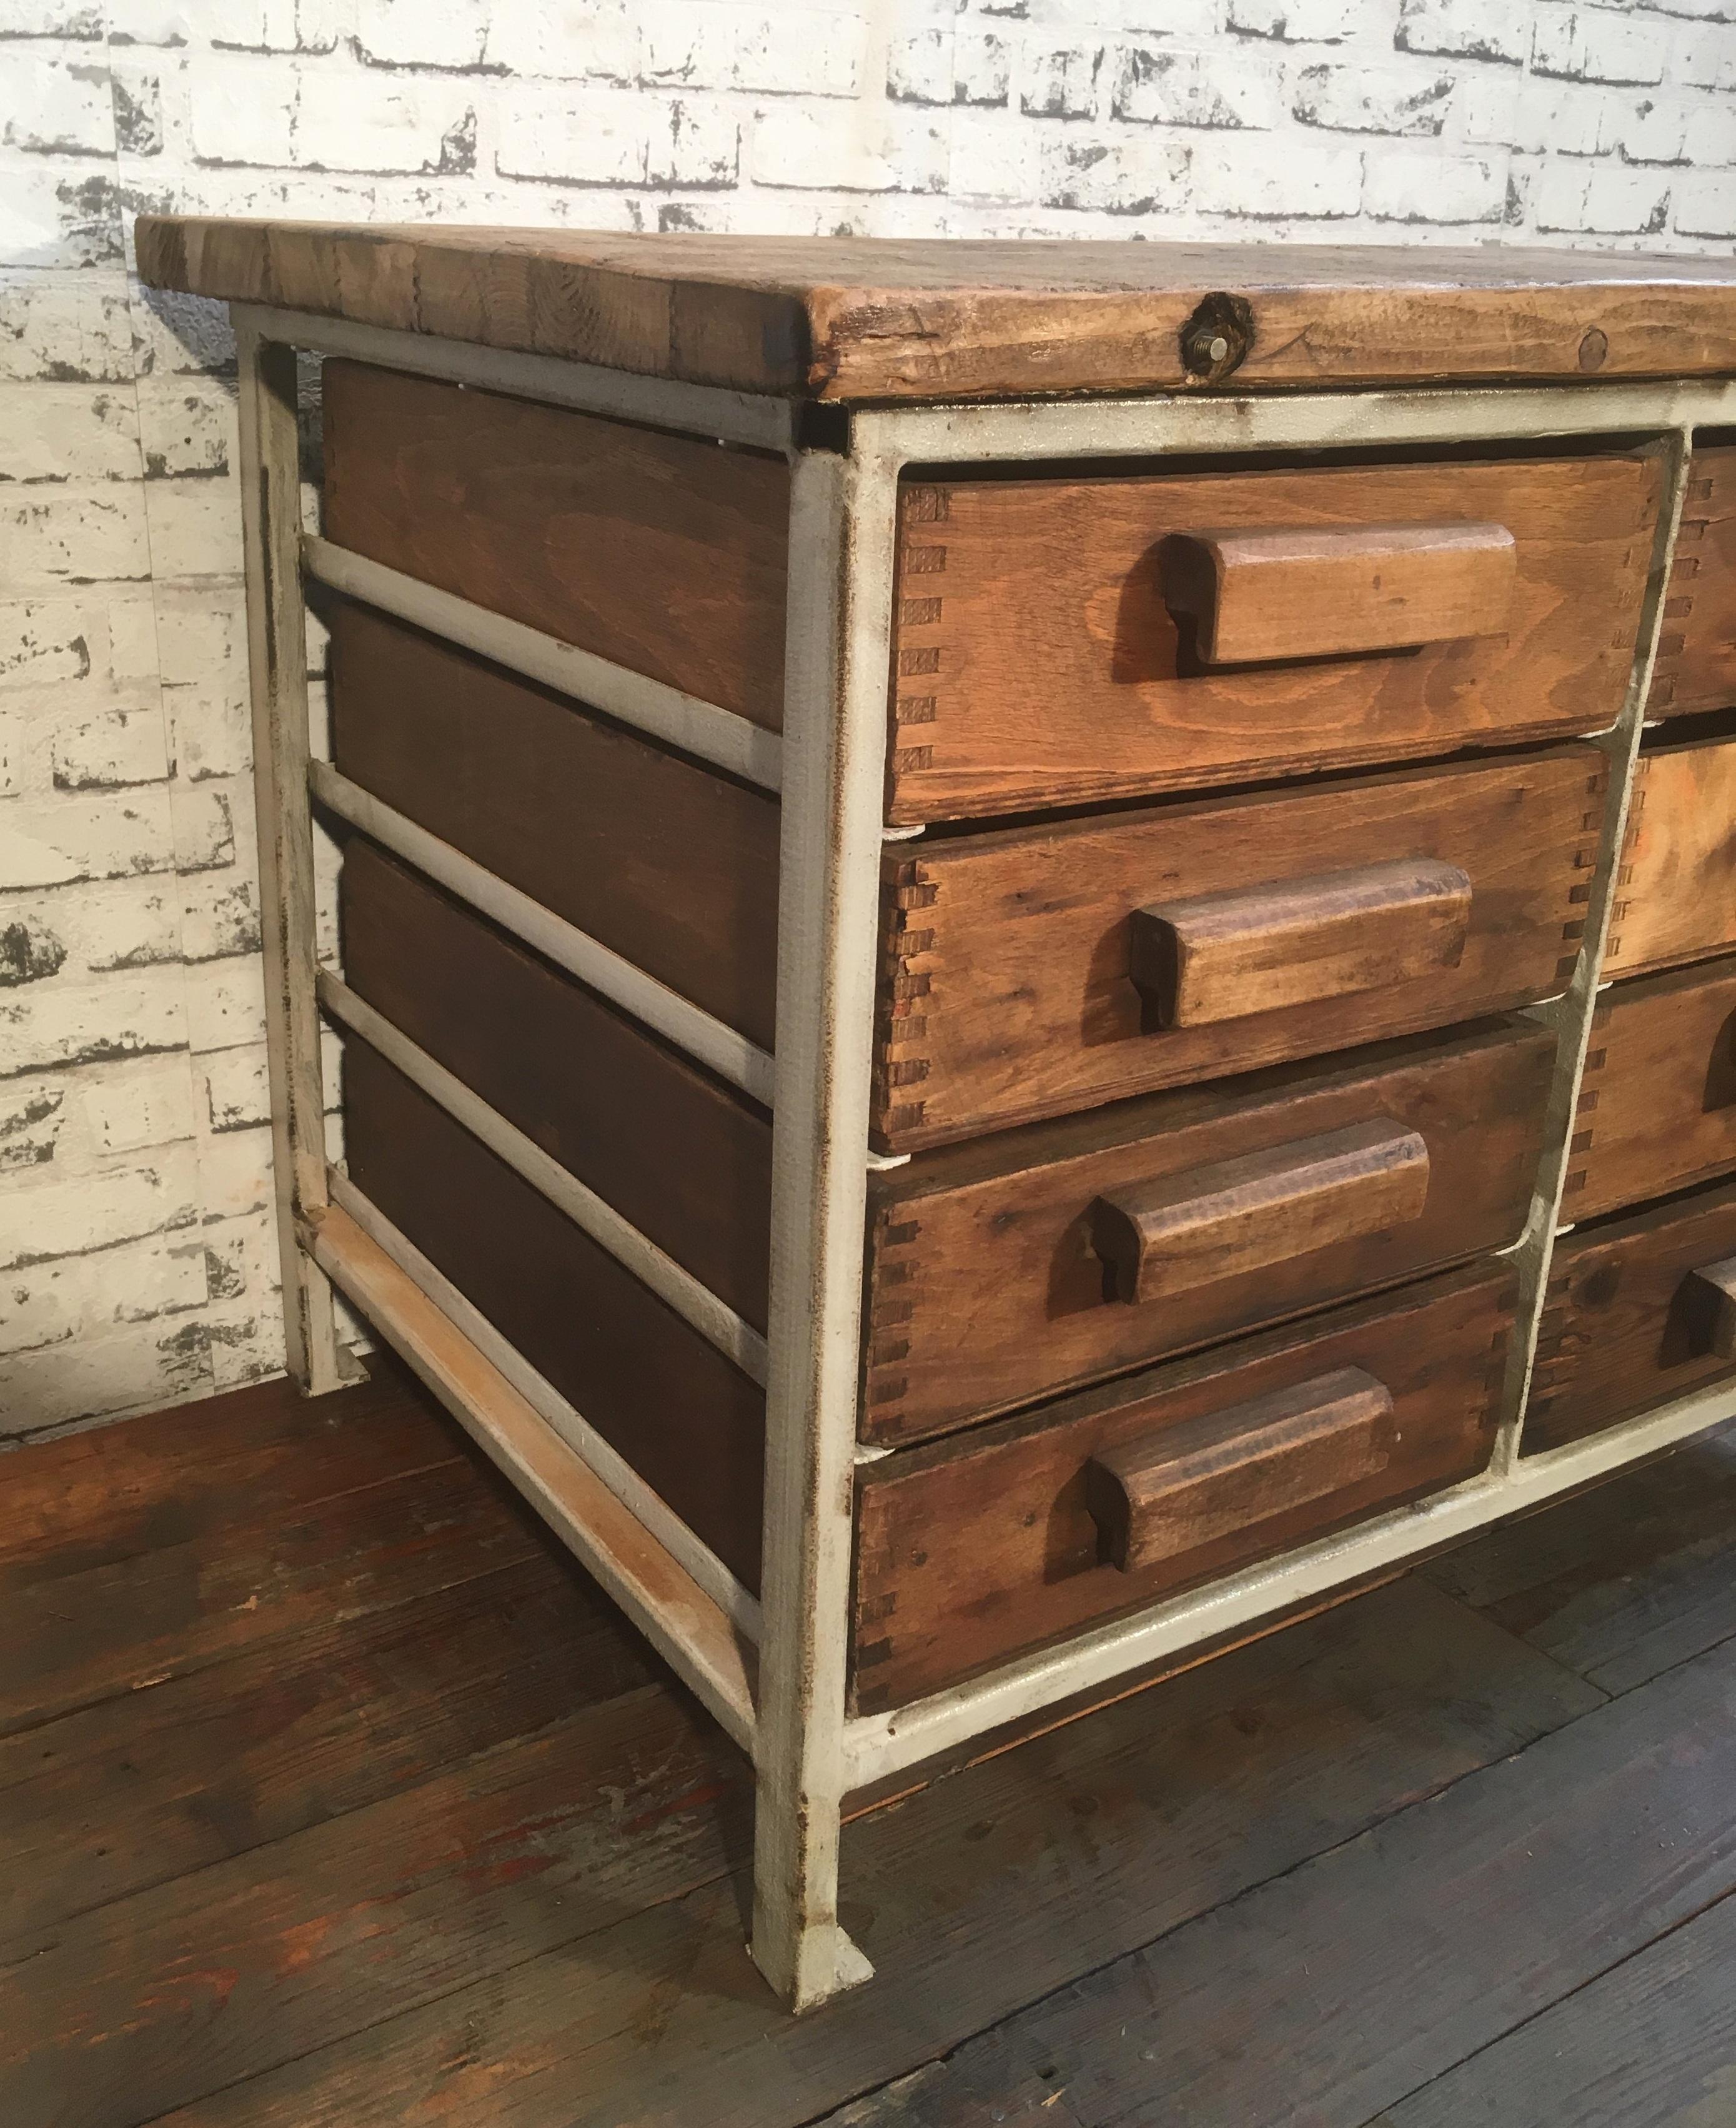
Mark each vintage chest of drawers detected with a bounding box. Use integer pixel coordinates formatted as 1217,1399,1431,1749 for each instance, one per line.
138,221,1736,2011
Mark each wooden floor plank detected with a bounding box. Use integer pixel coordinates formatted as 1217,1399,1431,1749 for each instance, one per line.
0,1450,546,1741
67,1578,1604,2128
1426,1421,1736,1693
0,1360,452,1595
800,1626,1736,2128
0,1553,662,1939
1376,1889,1736,2128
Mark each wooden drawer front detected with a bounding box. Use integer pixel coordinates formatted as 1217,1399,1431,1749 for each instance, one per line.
875,746,1600,1150
344,1041,766,1589
888,452,1657,824
1526,1178,1736,1456
327,599,781,1050
1564,955,1736,1224
865,1018,1553,1447
853,1265,1512,1711
1650,445,1736,720
322,360,790,728
1604,733,1736,982
340,840,773,1327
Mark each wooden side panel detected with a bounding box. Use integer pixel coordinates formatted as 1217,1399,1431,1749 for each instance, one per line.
342,1042,766,1591
1604,734,1736,982
340,841,774,1328
852,1265,1514,1711
1525,1178,1736,1456
321,360,790,728
863,1019,1554,1446
325,599,781,1050
888,455,1657,822
1564,954,1736,1224
1649,444,1736,720
874,746,1601,1150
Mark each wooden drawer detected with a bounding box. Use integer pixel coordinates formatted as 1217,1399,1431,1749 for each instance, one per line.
339,839,773,1328
865,1017,1553,1446
852,1263,1514,1711
875,745,1600,1150
322,360,790,729
326,598,781,1049
1650,443,1736,720
888,450,1658,824
1604,728,1736,982
1564,955,1736,1224
342,1039,766,1590
1526,1177,1736,1456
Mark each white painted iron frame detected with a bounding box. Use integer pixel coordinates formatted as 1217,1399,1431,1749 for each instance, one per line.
232,294,1736,2011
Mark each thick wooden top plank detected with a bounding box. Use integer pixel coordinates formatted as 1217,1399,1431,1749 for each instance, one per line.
135,216,1736,402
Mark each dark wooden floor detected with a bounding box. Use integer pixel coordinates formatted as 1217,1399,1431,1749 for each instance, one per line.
5,1361,1736,2127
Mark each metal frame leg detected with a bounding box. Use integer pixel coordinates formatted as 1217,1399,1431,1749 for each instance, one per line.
750,437,901,2009
235,322,346,1396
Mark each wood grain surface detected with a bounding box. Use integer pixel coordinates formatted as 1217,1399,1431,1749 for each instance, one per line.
343,1040,766,1589
322,360,789,727
1649,442,1736,720
863,1018,1552,1446
874,745,1600,1150
1526,1175,1736,1454
325,598,781,1048
138,216,1736,399
1562,952,1736,1223
852,1264,1514,1711
888,454,1655,820
1604,728,1736,981
340,842,773,1328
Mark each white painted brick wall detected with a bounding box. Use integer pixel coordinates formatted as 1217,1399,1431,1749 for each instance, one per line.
0,0,1733,1443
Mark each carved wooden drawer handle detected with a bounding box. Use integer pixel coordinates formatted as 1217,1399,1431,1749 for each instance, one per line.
1130,857,1472,1031
1684,1253,1736,1358
1089,1119,1431,1307
1160,520,1518,666
1085,1366,1397,1574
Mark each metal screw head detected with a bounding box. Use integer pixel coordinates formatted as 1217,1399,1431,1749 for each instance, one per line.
1179,292,1254,383
1207,335,1230,364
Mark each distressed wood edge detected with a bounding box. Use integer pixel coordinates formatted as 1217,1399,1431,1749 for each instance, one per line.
305,1201,759,1753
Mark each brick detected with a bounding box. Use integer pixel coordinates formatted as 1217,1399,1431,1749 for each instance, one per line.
188,57,477,174
0,965,186,1080
136,379,235,479
1292,62,1455,135
889,29,1010,106
486,0,637,82
1019,42,1103,118
0,1313,209,1437
2,790,175,890
1192,133,1364,216
949,108,1042,201
1228,0,1366,37
0,383,141,484
1041,133,1193,215
0,52,115,154
0,487,149,589
181,875,260,963
184,958,267,1055
733,12,863,96
1365,149,1507,222
1676,167,1736,232
0,2,103,34
152,590,243,689
0,912,67,988
144,477,244,578
196,0,348,56
751,101,948,192
645,99,740,189
9,877,181,978
1535,157,1672,231
1680,22,1736,88
495,84,650,184
0,273,132,384
0,167,123,270
0,1079,65,1174
1532,6,1665,87
171,784,237,872
52,708,172,792
112,62,163,156
353,0,491,70
1114,46,1280,128
168,687,249,784
201,1042,272,1134
81,1052,196,1155
1396,0,1527,64
0,598,97,691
